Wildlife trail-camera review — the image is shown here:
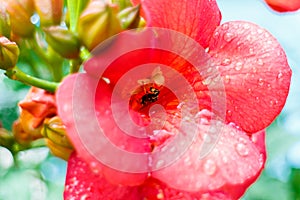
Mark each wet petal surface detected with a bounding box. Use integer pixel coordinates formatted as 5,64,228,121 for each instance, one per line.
208,21,291,133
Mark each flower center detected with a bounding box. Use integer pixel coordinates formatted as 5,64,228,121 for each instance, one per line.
129,83,161,113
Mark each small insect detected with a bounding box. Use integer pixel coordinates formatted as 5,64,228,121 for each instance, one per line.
140,86,160,105
130,67,164,111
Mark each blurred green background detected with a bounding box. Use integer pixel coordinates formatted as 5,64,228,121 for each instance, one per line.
1,0,300,199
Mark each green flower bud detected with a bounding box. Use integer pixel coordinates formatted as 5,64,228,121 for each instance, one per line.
42,116,74,160
0,4,11,38
118,4,140,29
5,0,35,37
0,36,19,70
78,0,122,51
44,26,81,59
34,0,63,27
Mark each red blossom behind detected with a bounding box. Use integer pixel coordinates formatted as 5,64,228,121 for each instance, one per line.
57,0,291,199
265,0,300,12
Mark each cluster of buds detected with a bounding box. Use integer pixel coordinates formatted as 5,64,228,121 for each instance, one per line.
0,0,142,71
13,87,74,160
0,0,143,160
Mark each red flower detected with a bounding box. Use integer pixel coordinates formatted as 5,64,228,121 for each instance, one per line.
57,0,291,199
265,0,300,12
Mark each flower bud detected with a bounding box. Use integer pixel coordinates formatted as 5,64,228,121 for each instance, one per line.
0,4,11,38
78,0,122,51
42,116,74,160
117,4,140,29
33,0,63,26
42,116,73,149
5,0,35,37
112,0,133,10
0,36,19,70
44,26,81,59
12,119,41,145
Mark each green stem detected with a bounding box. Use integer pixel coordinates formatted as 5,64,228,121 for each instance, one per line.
5,67,59,93
68,0,88,32
69,59,81,73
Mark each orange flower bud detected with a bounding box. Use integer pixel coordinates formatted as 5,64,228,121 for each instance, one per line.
0,36,19,70
44,26,81,59
117,4,140,29
33,0,63,26
78,0,122,51
13,87,57,144
0,3,11,38
5,0,35,37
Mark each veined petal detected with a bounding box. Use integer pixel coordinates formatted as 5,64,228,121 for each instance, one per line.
131,0,221,48
56,74,149,186
152,118,266,199
208,21,291,133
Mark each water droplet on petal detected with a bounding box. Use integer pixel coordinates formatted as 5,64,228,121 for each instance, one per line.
277,72,283,79
249,48,254,55
224,32,235,42
255,96,260,102
202,78,212,85
227,110,232,117
235,62,243,71
247,88,252,94
253,67,257,73
156,160,165,169
258,78,264,86
184,157,192,166
224,75,231,83
203,159,216,175
235,143,249,156
243,23,250,29
222,23,229,30
221,58,231,66
257,59,264,66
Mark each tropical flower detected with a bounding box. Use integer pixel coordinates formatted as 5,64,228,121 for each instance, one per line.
264,0,300,12
57,0,291,199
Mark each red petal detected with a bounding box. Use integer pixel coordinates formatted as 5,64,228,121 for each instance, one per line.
64,153,140,200
56,74,149,186
208,21,291,133
65,153,238,199
265,0,300,12
131,0,221,48
152,116,266,199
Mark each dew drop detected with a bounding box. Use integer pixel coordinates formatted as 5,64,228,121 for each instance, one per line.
206,67,212,73
203,159,216,176
252,67,257,73
277,72,283,79
202,78,212,85
257,59,264,66
235,62,243,71
243,23,250,29
223,32,235,42
184,157,192,166
255,96,260,102
235,143,249,156
222,23,229,30
249,48,254,55
221,58,231,66
247,88,252,94
156,160,165,169
258,78,264,86
227,110,232,117
224,75,231,83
